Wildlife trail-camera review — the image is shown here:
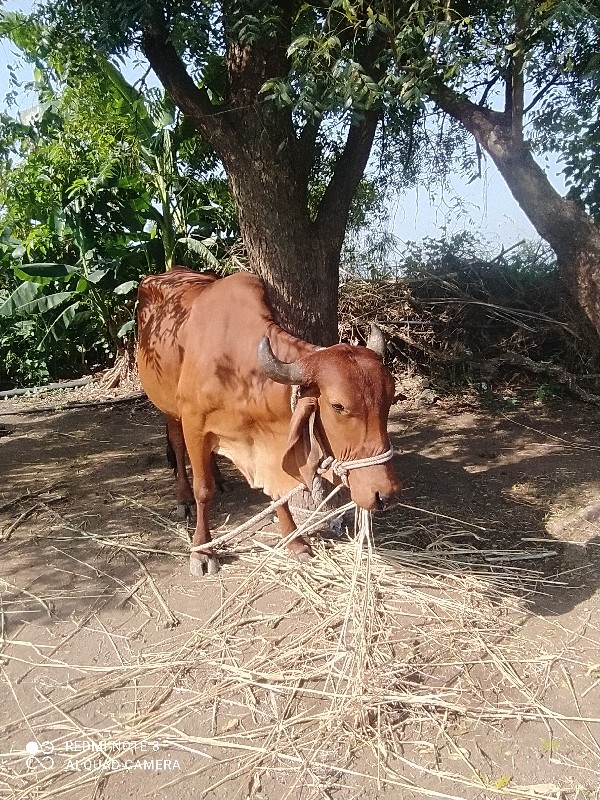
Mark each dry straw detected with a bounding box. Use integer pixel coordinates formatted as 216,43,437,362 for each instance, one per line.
0,496,598,800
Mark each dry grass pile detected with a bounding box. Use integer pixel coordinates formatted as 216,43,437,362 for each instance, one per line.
1,499,598,800
339,260,600,402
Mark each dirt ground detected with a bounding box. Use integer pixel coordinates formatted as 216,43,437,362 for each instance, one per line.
0,387,599,800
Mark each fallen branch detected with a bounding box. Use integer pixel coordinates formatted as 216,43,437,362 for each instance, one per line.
387,335,600,406
339,270,600,405
0,377,93,400
0,487,63,513
484,353,600,405
0,392,146,416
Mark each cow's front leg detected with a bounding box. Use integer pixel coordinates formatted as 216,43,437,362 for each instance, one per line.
165,415,196,520
182,421,219,577
276,503,313,562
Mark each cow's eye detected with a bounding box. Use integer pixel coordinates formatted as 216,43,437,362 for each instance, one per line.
331,403,345,413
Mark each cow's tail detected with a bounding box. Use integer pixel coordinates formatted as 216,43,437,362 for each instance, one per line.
166,425,178,477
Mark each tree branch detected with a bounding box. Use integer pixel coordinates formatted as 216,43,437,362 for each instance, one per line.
509,5,527,142
141,17,229,142
223,0,298,110
315,109,380,241
313,23,387,243
478,75,501,107
295,117,320,187
431,83,508,145
524,75,561,114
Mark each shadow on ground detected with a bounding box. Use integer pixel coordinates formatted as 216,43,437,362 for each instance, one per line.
1,398,599,626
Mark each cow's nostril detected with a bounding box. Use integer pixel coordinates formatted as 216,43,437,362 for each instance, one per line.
375,492,399,511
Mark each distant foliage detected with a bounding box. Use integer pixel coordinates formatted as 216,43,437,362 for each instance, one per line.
0,13,239,388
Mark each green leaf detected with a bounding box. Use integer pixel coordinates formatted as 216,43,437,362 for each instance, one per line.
13,267,54,287
0,281,42,316
113,280,138,295
117,319,135,337
19,291,75,315
177,236,220,270
17,263,76,279
287,34,311,56
54,299,79,331
493,776,512,789
37,300,80,346
86,268,109,284
98,59,155,144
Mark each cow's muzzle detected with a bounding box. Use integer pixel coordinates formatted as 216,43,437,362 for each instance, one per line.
374,491,398,511
347,463,402,512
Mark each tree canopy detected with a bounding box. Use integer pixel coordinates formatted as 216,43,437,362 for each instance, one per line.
36,0,430,343
4,0,600,383
274,0,600,334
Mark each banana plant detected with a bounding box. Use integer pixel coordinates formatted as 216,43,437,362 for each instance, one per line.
0,12,238,384
97,58,226,270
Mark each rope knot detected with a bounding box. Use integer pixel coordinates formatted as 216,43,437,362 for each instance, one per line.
318,446,395,487
318,456,350,485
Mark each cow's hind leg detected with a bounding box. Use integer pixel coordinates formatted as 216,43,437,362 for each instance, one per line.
276,503,313,563
165,416,196,521
211,455,227,493
182,420,219,577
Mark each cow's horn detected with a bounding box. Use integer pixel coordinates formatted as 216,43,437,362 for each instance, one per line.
258,337,305,385
366,324,386,358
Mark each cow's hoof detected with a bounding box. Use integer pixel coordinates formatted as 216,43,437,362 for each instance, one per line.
288,536,313,563
206,555,219,575
177,502,197,521
189,553,220,577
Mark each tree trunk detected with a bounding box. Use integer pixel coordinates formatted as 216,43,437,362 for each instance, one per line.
141,13,381,347
220,140,341,345
433,85,600,338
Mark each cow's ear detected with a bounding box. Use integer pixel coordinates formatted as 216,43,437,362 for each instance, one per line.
282,397,323,489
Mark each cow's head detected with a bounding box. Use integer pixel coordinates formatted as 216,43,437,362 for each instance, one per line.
258,327,401,511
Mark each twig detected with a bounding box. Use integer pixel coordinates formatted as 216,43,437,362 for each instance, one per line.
0,487,63,513
53,518,179,628
124,550,179,629
0,578,52,618
483,550,557,562
189,484,305,553
0,503,41,541
395,502,488,530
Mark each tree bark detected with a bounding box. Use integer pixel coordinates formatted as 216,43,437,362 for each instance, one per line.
219,109,379,345
432,85,600,338
141,10,381,346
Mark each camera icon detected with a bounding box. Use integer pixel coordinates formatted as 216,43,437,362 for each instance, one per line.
25,741,55,771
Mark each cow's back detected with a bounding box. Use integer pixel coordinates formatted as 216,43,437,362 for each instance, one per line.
137,268,278,419
137,268,220,416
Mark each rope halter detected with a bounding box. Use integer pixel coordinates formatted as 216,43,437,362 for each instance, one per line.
290,385,394,488
318,445,395,487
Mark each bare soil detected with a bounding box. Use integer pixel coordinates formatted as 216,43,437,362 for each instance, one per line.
0,387,599,800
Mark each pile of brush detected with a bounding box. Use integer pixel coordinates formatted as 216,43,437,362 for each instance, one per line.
339,253,600,404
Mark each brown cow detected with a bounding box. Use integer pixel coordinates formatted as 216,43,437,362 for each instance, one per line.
137,268,401,575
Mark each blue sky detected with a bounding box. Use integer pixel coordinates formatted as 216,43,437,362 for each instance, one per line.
392,150,566,247
1,0,566,249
